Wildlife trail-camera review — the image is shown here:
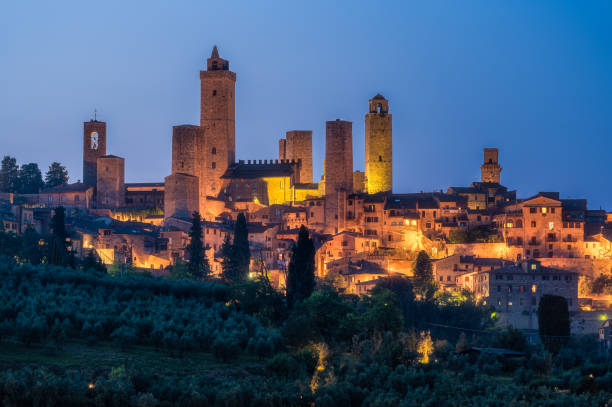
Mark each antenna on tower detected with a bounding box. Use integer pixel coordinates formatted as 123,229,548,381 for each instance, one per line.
93,108,97,121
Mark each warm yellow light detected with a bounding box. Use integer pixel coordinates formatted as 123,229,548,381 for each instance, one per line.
411,220,417,226
542,207,547,214
88,383,95,389
600,314,608,321
531,284,537,293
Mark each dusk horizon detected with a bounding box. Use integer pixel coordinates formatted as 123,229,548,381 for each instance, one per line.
2,1,611,209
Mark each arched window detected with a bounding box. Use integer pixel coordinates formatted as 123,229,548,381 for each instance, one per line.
211,147,216,155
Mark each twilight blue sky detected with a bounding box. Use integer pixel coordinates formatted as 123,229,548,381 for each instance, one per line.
1,1,611,209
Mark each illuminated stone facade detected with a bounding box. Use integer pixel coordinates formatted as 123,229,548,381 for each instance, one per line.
279,130,313,183
365,94,392,194
481,148,502,184
200,46,236,198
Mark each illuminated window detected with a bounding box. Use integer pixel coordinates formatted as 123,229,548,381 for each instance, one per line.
90,131,99,150
531,284,537,293
541,207,547,214
548,222,554,230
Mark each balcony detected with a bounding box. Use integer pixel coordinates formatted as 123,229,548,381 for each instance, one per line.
562,237,578,243
545,236,557,242
528,240,541,246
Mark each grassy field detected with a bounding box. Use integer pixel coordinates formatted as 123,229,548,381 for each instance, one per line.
0,338,265,375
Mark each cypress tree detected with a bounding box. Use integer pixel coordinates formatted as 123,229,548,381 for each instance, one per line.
233,212,250,280
413,250,436,299
220,233,236,280
186,211,210,279
286,225,316,309
49,206,68,266
538,294,570,354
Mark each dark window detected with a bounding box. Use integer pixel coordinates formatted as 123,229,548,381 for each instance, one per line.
530,207,536,213
212,147,216,155
212,90,217,96
212,162,216,169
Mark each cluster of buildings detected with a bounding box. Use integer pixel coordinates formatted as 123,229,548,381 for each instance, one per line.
2,46,611,328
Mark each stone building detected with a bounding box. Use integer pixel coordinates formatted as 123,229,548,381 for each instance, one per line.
463,259,578,329
365,94,392,194
83,120,107,188
96,155,125,208
279,130,313,183
200,46,236,198
481,148,502,184
220,160,299,206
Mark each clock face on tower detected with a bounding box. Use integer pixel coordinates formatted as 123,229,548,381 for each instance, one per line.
90,131,99,150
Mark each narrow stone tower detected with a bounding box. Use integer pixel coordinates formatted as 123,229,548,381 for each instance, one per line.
96,155,125,208
365,94,392,194
83,120,107,188
200,45,236,198
171,125,206,203
324,119,353,233
480,148,502,184
278,130,313,183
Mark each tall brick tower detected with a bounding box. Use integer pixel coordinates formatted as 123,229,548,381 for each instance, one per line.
480,148,502,184
324,120,353,233
200,45,236,198
365,94,392,194
83,119,107,188
278,130,313,183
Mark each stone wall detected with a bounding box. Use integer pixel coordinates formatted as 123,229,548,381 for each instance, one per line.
163,173,199,220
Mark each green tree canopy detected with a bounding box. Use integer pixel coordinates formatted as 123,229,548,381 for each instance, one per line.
413,250,436,300
44,162,69,188
186,211,210,279
538,294,570,354
222,213,250,282
16,163,43,194
361,286,404,334
0,156,19,193
286,225,316,309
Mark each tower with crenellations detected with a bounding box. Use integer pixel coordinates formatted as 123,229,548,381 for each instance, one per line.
481,148,502,184
200,45,236,198
365,94,392,194
83,120,107,188
278,130,313,183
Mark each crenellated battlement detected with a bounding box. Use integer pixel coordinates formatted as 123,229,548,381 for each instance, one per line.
238,159,302,166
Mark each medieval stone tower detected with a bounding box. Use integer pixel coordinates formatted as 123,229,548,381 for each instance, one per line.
171,125,206,207
324,119,353,233
480,148,502,184
96,155,125,208
279,130,313,183
83,120,107,188
365,94,392,194
200,45,236,198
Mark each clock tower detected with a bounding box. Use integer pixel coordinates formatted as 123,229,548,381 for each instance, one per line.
83,118,107,188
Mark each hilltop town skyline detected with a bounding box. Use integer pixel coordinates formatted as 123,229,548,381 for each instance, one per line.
1,1,611,209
